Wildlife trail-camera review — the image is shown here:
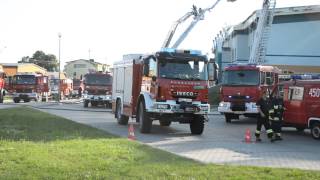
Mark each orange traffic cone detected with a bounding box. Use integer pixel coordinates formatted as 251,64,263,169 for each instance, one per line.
128,123,136,141
245,128,252,143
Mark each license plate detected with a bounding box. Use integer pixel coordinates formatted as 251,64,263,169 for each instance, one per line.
185,107,195,112
178,98,192,103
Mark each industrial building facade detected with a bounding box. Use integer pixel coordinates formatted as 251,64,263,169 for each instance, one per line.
213,5,320,74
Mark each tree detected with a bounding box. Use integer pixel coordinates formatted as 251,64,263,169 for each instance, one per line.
19,50,58,72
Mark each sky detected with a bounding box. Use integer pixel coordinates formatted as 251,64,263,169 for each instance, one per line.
0,0,319,69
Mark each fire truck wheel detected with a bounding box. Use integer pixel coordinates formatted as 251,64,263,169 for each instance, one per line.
138,101,152,133
311,123,320,140
190,115,204,135
225,113,232,123
84,100,89,108
116,100,129,125
91,101,98,107
13,98,20,103
159,120,171,126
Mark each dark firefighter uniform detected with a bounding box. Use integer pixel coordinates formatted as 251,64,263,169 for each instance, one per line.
269,97,285,141
255,96,273,141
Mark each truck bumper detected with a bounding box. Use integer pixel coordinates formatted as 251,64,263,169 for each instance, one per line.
147,100,210,115
13,93,37,99
218,101,259,114
83,94,112,102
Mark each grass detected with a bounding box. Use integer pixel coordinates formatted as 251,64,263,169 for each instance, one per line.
1,107,320,179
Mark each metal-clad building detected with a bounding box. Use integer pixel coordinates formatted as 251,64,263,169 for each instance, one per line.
213,5,320,74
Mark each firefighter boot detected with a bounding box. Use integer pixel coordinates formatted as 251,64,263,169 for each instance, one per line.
275,133,283,141
255,131,261,142
267,129,274,141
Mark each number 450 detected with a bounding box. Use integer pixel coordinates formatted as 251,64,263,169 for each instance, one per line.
309,88,320,98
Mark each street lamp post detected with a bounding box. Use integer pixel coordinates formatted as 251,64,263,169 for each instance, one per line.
58,33,61,103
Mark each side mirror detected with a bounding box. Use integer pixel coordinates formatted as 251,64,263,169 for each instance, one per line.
208,59,218,81
143,58,150,76
151,76,157,82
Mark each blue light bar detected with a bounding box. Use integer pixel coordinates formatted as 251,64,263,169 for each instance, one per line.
291,74,320,80
189,49,202,55
160,48,202,55
160,48,175,53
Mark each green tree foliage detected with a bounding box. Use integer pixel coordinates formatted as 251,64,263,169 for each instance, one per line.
19,51,58,72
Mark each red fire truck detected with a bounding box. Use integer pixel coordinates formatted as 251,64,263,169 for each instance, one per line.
12,72,49,103
71,78,83,98
0,67,6,103
83,72,112,108
279,78,320,139
218,64,281,122
60,78,73,99
112,49,215,134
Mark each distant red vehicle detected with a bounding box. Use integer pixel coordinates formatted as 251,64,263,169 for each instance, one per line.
0,71,6,103
83,72,112,108
281,79,320,139
12,72,49,103
218,64,281,123
72,78,83,98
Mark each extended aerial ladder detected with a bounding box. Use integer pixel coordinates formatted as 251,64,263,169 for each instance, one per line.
249,0,277,64
162,0,236,49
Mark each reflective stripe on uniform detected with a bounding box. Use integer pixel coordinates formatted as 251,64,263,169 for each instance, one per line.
255,130,261,134
266,129,273,134
276,133,281,136
269,109,274,113
269,117,280,121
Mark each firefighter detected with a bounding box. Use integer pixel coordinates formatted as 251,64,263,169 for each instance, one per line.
78,86,82,98
269,93,285,142
255,91,273,142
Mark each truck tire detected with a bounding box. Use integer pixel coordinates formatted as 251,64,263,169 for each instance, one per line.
91,101,98,107
23,98,30,103
0,93,3,103
84,100,89,108
138,101,152,133
311,123,320,140
14,98,20,103
190,115,204,135
116,100,129,125
225,113,232,123
159,120,171,126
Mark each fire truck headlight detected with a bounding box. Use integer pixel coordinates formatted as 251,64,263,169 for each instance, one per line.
156,104,170,109
252,103,258,109
245,96,250,99
219,102,229,107
200,106,209,111
228,96,232,98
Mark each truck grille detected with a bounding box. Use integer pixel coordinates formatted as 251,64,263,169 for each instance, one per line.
16,89,32,93
87,89,106,95
231,103,246,111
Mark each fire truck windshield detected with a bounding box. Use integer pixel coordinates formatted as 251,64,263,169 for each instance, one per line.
84,75,111,85
15,75,36,85
159,59,208,81
222,70,259,86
